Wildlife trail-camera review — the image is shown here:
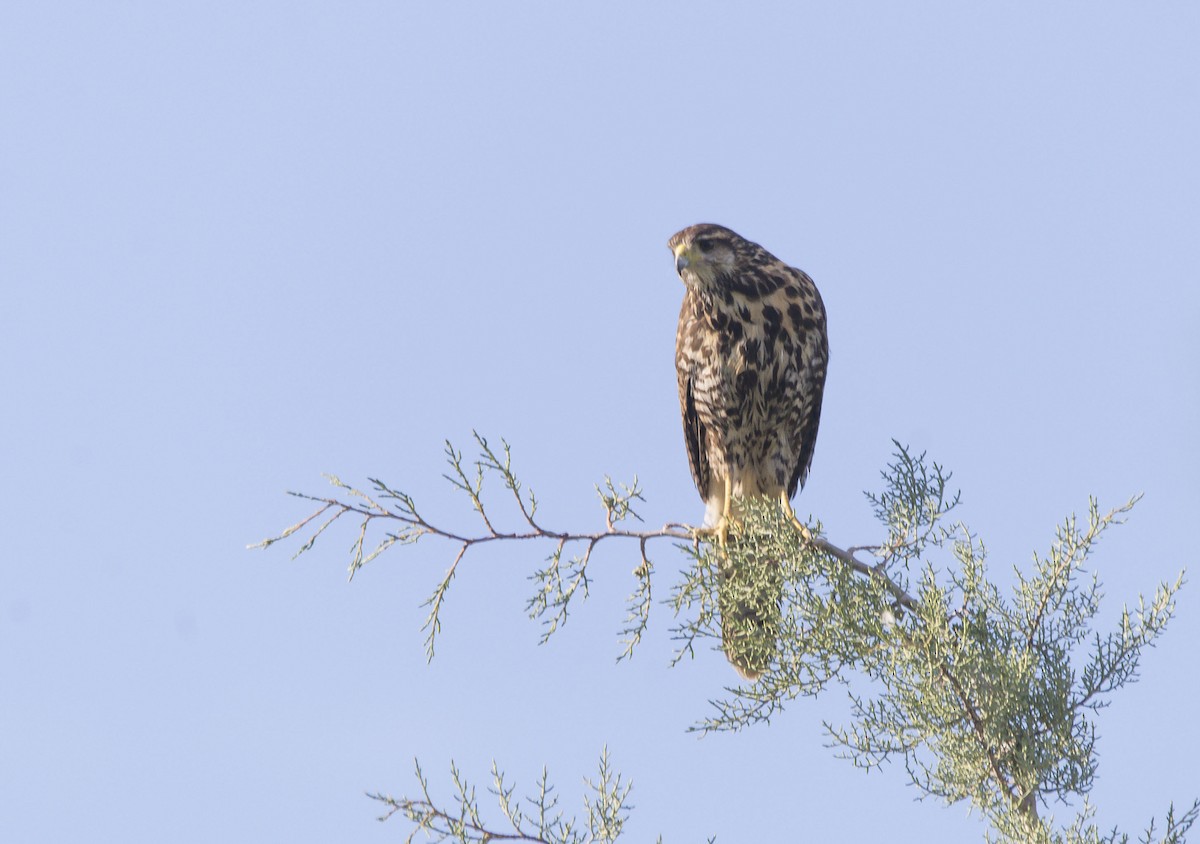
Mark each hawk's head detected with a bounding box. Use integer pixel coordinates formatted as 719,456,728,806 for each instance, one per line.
668,223,758,292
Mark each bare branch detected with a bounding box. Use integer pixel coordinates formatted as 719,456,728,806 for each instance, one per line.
369,752,635,844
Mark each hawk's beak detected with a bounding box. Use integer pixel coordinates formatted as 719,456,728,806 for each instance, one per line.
675,250,690,275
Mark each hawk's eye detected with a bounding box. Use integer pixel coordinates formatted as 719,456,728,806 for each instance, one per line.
696,238,714,253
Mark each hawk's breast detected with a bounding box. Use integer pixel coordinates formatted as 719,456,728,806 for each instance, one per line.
689,289,806,496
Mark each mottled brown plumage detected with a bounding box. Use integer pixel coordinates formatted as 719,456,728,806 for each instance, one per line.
670,223,829,678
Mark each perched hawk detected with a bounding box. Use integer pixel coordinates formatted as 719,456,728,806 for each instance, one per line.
670,223,829,679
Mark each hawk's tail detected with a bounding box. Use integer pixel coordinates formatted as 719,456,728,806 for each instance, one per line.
718,547,783,680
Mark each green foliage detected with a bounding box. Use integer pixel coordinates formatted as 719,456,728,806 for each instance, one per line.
683,446,1189,842
254,436,1193,843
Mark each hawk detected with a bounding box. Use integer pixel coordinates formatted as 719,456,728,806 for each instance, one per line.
670,223,829,679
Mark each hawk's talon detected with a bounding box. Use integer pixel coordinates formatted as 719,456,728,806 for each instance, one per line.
781,495,814,543
692,521,732,549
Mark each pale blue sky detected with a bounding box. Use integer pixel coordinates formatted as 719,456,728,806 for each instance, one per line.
2,3,1198,841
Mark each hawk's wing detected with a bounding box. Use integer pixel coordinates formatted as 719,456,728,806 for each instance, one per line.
784,267,829,499
786,370,824,498
676,293,711,503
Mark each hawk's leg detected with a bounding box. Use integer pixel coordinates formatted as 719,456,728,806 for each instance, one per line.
781,493,813,543
718,480,733,545
693,481,734,547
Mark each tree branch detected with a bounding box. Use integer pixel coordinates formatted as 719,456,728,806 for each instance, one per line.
253,436,1191,844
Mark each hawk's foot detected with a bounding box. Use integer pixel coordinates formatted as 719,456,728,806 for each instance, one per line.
692,520,732,548
781,495,814,543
